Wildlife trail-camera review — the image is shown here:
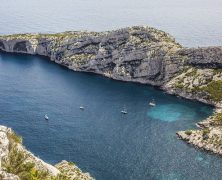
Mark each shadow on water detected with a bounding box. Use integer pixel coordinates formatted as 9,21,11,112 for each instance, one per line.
0,52,220,180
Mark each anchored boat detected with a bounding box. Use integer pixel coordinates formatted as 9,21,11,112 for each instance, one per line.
149,99,156,107
121,107,128,114
79,106,84,110
44,114,49,120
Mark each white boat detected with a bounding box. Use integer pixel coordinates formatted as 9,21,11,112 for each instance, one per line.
149,102,156,106
149,100,156,106
121,110,128,114
44,114,49,120
79,106,84,110
121,107,128,114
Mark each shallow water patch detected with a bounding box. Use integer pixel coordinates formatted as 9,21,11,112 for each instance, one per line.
147,104,197,122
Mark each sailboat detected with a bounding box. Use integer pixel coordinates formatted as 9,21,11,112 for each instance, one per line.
79,106,84,110
44,114,49,120
121,106,128,114
149,99,156,107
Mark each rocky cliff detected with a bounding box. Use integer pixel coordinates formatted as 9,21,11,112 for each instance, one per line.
0,26,222,90
0,126,93,180
1,26,222,162
0,26,185,86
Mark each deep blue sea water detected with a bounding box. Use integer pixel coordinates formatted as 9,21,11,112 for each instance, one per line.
1,0,222,47
1,0,222,179
0,52,221,180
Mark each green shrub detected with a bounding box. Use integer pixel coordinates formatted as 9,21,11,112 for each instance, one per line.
3,144,34,177
202,128,210,136
185,68,197,77
3,144,49,180
213,68,222,75
200,80,222,102
68,162,75,166
185,130,192,136
7,131,22,144
212,113,222,125
175,82,184,89
214,113,222,121
52,174,69,180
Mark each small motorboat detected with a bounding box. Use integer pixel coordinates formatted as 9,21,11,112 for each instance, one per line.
121,107,128,114
121,110,128,114
44,114,49,120
79,106,85,110
149,99,156,107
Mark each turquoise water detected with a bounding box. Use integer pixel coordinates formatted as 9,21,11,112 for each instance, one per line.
1,0,222,47
148,104,198,122
0,52,221,180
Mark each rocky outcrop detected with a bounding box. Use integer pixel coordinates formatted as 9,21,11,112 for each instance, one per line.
0,41,5,50
179,47,222,68
55,161,93,180
1,26,222,158
0,126,59,177
164,68,220,106
0,126,93,180
177,108,222,155
0,27,185,86
1,27,221,88
0,171,20,180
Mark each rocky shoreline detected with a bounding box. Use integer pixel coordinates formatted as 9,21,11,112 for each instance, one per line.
177,107,222,155
0,26,222,172
0,126,93,180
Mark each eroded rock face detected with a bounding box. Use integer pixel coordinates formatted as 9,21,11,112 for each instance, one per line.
0,26,184,86
0,41,5,50
0,171,20,180
1,26,222,94
179,47,222,68
1,27,221,88
13,41,27,52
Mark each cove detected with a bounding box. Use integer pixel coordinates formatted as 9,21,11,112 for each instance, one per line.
0,52,221,180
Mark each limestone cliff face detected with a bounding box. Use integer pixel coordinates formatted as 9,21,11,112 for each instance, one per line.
0,26,185,86
164,47,222,107
1,26,222,90
181,47,222,68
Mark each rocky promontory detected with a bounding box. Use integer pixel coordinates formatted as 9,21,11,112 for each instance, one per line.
0,26,185,86
1,26,222,164
0,126,93,180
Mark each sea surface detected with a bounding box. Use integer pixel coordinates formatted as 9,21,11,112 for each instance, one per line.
0,0,222,179
1,0,222,47
0,53,220,180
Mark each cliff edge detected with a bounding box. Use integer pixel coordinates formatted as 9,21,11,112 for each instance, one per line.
0,126,93,180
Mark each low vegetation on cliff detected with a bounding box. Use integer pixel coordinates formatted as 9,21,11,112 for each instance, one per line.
0,126,93,180
199,80,222,102
3,144,49,179
166,67,222,103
